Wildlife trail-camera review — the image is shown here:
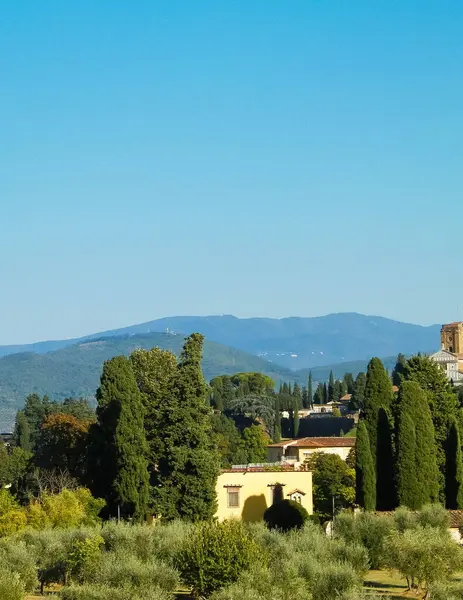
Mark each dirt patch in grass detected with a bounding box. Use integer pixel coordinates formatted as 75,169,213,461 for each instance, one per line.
363,570,417,598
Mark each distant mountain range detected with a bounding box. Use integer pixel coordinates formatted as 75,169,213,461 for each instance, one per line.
0,312,440,368
0,313,441,431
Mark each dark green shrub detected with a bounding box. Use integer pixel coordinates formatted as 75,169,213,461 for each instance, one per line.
264,499,309,532
176,520,262,597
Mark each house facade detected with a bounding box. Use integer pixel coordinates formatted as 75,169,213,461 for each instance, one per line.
215,467,313,522
267,437,355,463
430,349,463,382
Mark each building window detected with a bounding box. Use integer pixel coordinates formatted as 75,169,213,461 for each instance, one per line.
291,493,302,504
227,488,240,508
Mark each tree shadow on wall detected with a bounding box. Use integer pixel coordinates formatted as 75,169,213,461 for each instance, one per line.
241,494,268,522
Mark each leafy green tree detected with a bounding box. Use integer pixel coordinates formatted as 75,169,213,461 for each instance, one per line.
155,334,220,521
61,398,95,421
305,452,355,518
350,372,366,410
35,413,90,480
344,372,355,394
384,526,462,595
241,425,271,463
445,418,463,509
230,373,274,395
211,414,243,467
176,520,262,598
211,381,224,411
89,356,149,520
392,353,407,387
323,382,328,404
20,394,59,448
228,395,275,433
355,421,376,510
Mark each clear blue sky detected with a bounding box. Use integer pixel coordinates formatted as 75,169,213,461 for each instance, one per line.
2,1,462,344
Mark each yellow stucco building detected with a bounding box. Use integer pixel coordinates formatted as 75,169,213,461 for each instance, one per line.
215,467,313,522
267,437,355,463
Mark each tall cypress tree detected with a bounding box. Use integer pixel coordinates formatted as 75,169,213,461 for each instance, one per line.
301,387,309,409
293,399,300,438
273,395,281,443
445,418,463,509
363,358,393,463
323,382,328,404
392,353,407,387
89,356,149,520
292,382,302,408
307,372,313,407
413,383,439,504
155,334,220,521
130,348,178,495
355,421,376,511
344,372,355,394
395,381,439,508
396,410,418,508
350,372,366,410
14,411,32,452
363,357,394,509
328,371,335,402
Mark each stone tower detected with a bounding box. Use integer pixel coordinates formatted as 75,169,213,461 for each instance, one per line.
441,322,463,357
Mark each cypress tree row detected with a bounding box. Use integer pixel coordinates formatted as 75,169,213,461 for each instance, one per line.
89,356,149,521
445,418,463,509
355,421,376,511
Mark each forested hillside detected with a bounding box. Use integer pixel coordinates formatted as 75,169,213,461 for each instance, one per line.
0,313,439,368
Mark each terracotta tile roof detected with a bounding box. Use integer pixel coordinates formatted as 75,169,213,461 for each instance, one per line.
449,510,463,528
268,437,355,449
220,465,297,473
